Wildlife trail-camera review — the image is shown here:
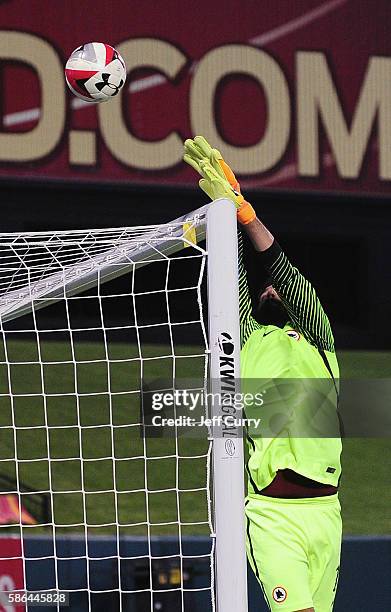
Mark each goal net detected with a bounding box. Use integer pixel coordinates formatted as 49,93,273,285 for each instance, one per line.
0,200,247,612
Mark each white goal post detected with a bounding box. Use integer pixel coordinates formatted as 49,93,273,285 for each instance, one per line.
0,199,247,612
207,201,248,612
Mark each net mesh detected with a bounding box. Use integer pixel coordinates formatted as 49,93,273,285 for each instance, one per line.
0,211,215,611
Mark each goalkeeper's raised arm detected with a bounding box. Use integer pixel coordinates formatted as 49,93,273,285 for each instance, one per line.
244,217,335,352
183,136,334,352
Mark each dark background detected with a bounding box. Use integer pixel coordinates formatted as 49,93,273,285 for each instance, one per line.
1,178,389,349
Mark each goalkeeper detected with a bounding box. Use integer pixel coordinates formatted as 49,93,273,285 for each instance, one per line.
184,137,342,612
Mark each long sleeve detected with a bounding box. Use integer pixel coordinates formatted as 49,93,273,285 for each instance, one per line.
260,240,335,352
238,232,263,348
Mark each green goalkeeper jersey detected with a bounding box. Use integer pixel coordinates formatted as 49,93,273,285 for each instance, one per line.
239,234,342,492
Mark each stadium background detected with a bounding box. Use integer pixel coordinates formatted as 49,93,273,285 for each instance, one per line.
0,0,390,610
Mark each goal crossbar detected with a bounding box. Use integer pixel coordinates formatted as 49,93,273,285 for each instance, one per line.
0,204,209,324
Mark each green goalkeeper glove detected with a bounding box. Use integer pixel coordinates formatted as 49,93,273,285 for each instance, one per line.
184,136,241,192
197,160,244,208
184,136,256,225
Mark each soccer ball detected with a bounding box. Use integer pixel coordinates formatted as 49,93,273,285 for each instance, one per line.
65,42,126,103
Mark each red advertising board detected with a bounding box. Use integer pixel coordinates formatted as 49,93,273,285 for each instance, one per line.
0,537,24,612
0,0,390,195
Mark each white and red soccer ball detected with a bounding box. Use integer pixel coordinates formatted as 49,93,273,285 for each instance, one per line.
65,42,126,103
